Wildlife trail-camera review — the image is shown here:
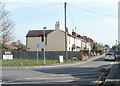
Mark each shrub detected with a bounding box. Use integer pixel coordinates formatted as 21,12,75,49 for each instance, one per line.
98,50,104,55
81,50,89,54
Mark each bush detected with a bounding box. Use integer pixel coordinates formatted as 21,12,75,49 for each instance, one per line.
98,50,104,55
81,50,89,54
0,44,12,51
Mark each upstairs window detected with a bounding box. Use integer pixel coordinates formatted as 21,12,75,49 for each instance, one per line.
41,35,44,42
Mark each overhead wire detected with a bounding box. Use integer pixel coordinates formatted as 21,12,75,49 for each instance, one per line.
67,3,117,43
67,4,88,35
67,4,76,31
31,2,63,9
68,4,117,18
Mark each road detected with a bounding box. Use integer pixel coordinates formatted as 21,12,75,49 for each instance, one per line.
1,55,114,86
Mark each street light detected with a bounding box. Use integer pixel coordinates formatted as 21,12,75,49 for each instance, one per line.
43,27,47,65
116,40,118,55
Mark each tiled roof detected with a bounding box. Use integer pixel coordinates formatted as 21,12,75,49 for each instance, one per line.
5,44,18,50
26,30,54,37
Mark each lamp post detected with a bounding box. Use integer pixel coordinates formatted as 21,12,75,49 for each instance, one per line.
116,40,118,55
43,27,47,65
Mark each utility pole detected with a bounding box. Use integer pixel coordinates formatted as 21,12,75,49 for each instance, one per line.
64,2,67,60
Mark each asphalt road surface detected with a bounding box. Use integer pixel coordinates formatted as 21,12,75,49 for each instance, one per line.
1,55,114,86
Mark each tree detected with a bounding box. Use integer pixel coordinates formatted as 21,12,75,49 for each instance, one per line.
104,44,110,48
112,44,120,55
11,40,26,50
91,43,99,53
0,2,14,44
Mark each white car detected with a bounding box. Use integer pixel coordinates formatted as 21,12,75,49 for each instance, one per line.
105,53,116,61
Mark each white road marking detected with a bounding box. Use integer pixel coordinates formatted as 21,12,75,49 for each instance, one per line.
2,79,75,84
106,79,120,82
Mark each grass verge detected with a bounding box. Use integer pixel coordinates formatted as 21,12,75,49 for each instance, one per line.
0,59,81,66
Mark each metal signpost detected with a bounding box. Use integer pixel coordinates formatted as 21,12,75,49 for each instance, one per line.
3,51,13,60
3,51,13,65
36,44,40,64
43,27,47,65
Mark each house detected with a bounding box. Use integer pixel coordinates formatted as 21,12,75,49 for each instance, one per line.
26,21,93,51
5,44,18,50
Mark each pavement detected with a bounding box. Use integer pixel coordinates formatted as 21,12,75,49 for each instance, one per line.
104,56,120,86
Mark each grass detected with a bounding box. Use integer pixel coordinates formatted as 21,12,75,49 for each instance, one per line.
0,59,81,66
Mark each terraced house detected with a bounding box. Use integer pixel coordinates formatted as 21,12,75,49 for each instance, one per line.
26,21,93,51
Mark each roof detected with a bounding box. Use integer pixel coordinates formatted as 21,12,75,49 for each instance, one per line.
5,44,18,50
26,30,54,37
68,33,76,38
59,30,76,38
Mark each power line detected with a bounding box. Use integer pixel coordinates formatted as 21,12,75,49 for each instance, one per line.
68,4,117,18
67,5,76,30
30,3,63,9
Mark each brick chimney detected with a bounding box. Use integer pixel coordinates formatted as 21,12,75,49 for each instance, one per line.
72,29,76,36
77,34,81,38
66,27,68,33
55,21,60,30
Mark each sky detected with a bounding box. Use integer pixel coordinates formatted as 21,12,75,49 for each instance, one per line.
2,0,119,47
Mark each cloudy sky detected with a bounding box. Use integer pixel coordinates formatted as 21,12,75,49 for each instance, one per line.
3,0,118,47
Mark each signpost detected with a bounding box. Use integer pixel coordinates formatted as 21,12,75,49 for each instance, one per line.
3,51,13,65
3,55,13,60
3,51,13,60
36,44,40,64
36,44,40,48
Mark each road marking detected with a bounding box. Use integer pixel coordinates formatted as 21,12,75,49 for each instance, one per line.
106,79,120,82
2,79,75,84
49,74,71,77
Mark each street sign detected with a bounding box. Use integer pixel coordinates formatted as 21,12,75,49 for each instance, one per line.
4,51,12,55
36,44,40,48
3,55,13,60
3,51,13,60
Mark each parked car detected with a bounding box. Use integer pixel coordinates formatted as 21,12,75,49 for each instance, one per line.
105,53,116,61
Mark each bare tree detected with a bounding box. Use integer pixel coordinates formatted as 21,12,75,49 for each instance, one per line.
11,40,26,50
0,2,14,44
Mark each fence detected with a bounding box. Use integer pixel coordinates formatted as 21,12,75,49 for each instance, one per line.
0,51,2,59
1,51,83,60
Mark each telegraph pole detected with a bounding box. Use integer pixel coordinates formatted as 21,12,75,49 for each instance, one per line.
64,2,67,60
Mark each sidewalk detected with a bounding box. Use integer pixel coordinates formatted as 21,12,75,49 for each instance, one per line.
104,57,120,86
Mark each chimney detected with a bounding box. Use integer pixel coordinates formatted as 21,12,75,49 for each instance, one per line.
66,27,68,33
77,34,81,38
72,29,76,36
55,21,60,30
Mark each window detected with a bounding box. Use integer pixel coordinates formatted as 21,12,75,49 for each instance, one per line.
41,48,44,51
69,37,70,44
41,35,44,42
45,36,47,45
41,35,47,45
